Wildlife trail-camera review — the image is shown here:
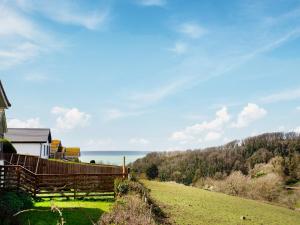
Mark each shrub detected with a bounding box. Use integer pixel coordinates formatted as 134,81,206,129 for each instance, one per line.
114,178,129,196
129,170,138,182
214,171,249,196
249,173,283,202
0,138,16,154
285,177,298,185
90,160,96,164
99,195,155,225
0,191,33,225
146,164,158,180
114,179,149,197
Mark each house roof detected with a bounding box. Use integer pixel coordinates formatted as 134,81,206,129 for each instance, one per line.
65,147,80,157
5,128,52,143
0,81,11,109
51,139,62,153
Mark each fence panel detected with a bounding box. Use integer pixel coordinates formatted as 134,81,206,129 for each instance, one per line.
0,153,127,198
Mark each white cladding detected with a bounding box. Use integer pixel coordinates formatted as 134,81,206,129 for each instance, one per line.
12,143,50,159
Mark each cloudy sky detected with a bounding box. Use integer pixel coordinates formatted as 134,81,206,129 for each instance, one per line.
2,0,300,151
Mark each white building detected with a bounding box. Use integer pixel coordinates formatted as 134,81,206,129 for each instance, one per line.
5,128,52,159
0,81,11,166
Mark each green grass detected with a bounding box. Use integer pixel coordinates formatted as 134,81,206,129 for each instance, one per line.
143,180,300,225
18,198,114,225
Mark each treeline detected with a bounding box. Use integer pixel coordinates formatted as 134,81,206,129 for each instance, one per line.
131,132,300,185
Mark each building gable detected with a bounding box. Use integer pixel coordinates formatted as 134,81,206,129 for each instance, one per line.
0,81,11,109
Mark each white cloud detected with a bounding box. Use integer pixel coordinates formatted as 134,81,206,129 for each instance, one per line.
297,106,300,111
169,42,188,55
15,0,109,30
8,118,42,128
178,22,206,39
294,127,300,133
0,3,60,69
0,6,35,39
103,108,145,121
170,107,230,143
84,138,113,149
205,131,222,141
0,42,40,69
24,73,48,82
129,138,149,145
129,77,190,106
51,106,90,130
232,103,267,128
260,88,300,103
137,0,166,6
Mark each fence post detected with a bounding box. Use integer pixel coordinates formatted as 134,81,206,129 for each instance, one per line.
17,166,20,191
73,175,77,199
35,157,40,174
34,176,38,198
9,154,13,164
122,156,126,179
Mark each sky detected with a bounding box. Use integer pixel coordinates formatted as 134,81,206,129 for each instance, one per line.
1,0,300,151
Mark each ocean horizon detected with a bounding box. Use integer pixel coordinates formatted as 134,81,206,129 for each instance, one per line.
79,150,151,166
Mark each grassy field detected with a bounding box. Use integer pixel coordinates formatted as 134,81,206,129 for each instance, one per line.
143,180,300,225
18,197,113,225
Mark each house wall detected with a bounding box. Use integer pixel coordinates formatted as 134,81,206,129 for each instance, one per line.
12,143,50,159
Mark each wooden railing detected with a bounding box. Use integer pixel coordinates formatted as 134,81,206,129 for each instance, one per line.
0,153,127,198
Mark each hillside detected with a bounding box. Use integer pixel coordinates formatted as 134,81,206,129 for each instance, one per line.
132,132,300,185
143,180,300,225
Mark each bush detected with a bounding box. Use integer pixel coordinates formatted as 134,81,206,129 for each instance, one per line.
0,191,33,225
249,173,283,202
114,179,149,197
114,178,129,196
90,160,96,164
99,195,155,225
213,171,249,196
0,138,16,154
146,164,158,180
285,177,298,185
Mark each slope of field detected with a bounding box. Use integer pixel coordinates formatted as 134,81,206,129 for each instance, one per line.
143,180,300,225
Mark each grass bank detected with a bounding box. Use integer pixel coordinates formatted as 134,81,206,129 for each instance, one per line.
143,180,300,225
18,197,114,225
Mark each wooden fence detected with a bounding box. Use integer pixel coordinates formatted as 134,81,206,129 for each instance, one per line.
1,153,125,174
0,153,127,198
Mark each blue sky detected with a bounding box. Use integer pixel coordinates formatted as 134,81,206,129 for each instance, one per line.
1,0,300,151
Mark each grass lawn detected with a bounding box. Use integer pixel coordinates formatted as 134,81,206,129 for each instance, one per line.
18,197,114,225
143,180,300,225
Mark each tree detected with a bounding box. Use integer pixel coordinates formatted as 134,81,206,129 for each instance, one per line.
0,138,16,154
146,164,158,180
90,160,96,164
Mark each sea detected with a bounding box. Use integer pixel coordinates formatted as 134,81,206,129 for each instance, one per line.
79,151,150,166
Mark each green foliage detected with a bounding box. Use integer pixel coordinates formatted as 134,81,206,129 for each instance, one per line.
285,177,299,185
0,191,33,215
90,160,96,164
131,132,300,185
0,191,33,225
114,178,129,196
0,138,16,153
128,170,138,182
253,171,267,178
114,178,149,197
146,164,158,180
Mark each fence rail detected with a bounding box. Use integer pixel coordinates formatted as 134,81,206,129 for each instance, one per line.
0,153,127,198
